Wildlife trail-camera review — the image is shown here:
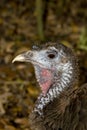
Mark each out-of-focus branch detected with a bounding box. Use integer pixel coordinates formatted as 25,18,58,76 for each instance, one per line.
36,0,45,41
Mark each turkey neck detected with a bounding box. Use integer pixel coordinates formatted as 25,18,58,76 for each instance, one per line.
33,61,77,116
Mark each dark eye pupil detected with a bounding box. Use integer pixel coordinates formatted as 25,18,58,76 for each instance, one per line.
48,54,55,59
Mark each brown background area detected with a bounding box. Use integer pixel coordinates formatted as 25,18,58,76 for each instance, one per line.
0,0,87,129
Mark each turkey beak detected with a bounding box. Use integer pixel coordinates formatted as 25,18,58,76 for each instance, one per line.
12,51,33,63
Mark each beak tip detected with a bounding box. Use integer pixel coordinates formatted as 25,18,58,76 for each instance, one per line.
12,59,14,63
12,59,16,63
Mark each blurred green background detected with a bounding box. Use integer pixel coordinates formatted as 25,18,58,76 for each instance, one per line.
0,0,87,130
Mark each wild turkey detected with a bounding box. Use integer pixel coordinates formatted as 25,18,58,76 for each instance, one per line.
12,42,87,130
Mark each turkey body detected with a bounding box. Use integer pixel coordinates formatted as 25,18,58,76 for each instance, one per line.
12,42,87,130
30,84,87,130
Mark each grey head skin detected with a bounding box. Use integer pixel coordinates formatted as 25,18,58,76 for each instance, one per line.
12,42,78,115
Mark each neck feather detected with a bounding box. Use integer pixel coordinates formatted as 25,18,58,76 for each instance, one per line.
34,62,75,116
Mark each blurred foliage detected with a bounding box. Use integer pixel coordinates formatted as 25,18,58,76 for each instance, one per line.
0,0,87,130
78,27,87,51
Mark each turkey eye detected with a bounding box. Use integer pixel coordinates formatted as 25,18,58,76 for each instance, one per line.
48,53,55,59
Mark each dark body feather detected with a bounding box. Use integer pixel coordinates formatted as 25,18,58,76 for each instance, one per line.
30,84,87,130
12,42,87,130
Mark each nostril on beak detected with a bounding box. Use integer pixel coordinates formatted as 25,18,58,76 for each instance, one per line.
26,51,33,57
